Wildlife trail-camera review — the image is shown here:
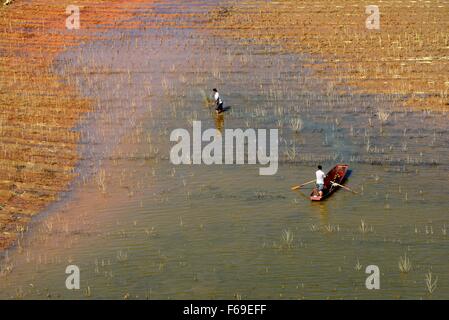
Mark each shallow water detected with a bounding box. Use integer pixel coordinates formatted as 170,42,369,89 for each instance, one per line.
0,0,448,299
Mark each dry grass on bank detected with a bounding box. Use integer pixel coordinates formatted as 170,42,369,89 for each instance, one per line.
208,0,449,111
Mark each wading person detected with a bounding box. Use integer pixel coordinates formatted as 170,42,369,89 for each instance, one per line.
316,165,326,197
213,88,224,113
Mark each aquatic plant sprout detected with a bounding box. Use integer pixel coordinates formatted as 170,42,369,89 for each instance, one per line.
425,272,438,294
290,118,304,133
377,109,391,124
281,229,294,249
399,254,412,273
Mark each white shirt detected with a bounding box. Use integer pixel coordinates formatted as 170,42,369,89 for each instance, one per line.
316,170,326,184
214,92,222,104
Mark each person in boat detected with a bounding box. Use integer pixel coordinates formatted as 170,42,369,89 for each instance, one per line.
213,88,224,114
316,165,326,197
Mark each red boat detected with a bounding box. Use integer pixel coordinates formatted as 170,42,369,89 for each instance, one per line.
310,164,349,201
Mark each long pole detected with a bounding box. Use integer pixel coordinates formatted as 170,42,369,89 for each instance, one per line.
291,180,315,191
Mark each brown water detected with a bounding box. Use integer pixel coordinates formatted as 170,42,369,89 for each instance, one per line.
0,0,448,299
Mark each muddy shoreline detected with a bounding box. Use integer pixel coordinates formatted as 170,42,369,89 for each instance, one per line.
207,0,449,112
0,0,158,251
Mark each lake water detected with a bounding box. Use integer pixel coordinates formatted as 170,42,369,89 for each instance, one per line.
0,0,448,299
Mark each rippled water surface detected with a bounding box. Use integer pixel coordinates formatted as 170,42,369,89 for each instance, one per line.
0,0,448,299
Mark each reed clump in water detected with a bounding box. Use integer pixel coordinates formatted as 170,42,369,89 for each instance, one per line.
0,0,159,250
425,271,437,295
398,253,412,273
290,118,303,133
359,219,372,234
354,259,362,271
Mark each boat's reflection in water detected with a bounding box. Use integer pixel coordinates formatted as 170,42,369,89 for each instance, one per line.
311,201,329,226
294,189,329,225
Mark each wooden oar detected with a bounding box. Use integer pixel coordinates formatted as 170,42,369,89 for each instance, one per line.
331,182,358,194
291,180,315,191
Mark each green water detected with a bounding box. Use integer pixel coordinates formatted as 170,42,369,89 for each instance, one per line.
0,1,448,299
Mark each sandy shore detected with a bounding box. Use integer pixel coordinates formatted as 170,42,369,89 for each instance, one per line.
0,0,156,250
208,0,448,111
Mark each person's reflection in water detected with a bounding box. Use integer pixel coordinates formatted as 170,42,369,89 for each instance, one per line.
214,112,224,134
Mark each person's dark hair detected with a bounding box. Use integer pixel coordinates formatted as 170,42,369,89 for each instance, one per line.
318,165,322,170
212,88,217,92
